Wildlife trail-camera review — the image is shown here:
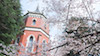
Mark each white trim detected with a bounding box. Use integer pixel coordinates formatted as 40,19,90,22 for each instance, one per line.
24,27,49,38
26,35,35,53
28,13,46,20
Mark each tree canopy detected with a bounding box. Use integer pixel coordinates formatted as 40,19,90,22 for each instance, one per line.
0,0,23,45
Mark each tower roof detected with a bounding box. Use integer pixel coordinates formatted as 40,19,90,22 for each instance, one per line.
24,11,47,19
35,5,40,13
24,5,47,19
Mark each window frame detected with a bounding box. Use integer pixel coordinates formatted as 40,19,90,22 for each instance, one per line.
32,19,36,25
15,36,20,45
26,35,35,53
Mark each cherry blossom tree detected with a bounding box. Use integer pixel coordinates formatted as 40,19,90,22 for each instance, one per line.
0,41,51,56
42,0,100,56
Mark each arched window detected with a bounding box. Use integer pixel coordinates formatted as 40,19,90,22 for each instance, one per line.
15,36,20,44
33,19,36,25
17,37,20,43
42,40,46,48
27,36,34,53
42,40,47,56
43,40,46,44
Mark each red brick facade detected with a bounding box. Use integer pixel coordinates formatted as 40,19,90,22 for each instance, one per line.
17,12,49,55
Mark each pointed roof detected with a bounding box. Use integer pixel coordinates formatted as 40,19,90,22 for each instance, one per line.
35,5,40,13
33,4,40,13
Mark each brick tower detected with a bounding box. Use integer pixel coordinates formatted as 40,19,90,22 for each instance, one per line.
16,8,49,56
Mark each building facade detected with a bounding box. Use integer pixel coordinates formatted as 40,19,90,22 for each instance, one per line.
16,11,49,56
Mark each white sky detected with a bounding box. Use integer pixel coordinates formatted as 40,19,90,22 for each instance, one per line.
20,0,46,14
20,0,38,14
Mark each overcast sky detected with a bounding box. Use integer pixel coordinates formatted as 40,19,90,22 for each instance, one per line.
20,0,46,14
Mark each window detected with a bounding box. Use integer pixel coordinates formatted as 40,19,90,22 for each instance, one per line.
27,36,34,53
17,37,20,43
33,19,36,25
42,40,47,56
43,40,46,44
42,40,46,48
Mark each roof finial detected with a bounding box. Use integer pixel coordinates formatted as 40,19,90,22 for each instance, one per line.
35,4,40,13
